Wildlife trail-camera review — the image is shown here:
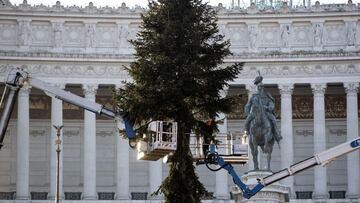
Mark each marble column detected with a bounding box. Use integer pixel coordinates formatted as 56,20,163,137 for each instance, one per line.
216,114,230,200
16,86,31,200
215,89,230,200
344,82,359,199
149,160,163,199
115,84,131,200
245,84,257,171
82,84,98,200
49,84,65,200
116,122,131,200
311,83,328,199
17,19,31,50
279,84,294,195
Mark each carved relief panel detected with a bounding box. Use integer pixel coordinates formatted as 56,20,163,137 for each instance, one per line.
292,95,313,119
323,21,346,46
31,21,53,47
0,20,17,45
258,23,280,48
96,23,117,48
63,22,86,47
227,23,248,48
124,23,140,53
18,20,31,46
117,24,129,48
128,23,140,42
30,95,51,119
52,22,63,48
346,21,356,46
292,22,312,47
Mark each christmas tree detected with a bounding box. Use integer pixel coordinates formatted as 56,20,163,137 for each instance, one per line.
116,0,243,202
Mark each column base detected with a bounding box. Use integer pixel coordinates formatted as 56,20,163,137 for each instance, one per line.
82,195,98,200
346,193,359,199
15,195,30,200
116,194,131,200
215,194,230,200
15,200,30,203
214,200,231,203
48,195,65,200
149,195,163,200
313,193,329,199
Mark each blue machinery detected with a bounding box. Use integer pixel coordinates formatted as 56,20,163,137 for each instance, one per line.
206,137,360,199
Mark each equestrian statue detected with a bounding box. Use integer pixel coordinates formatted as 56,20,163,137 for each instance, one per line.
244,72,282,171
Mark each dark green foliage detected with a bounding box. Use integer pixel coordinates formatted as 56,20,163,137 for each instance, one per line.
115,0,243,202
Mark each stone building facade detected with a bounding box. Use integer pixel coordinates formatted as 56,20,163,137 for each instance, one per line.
0,0,359,202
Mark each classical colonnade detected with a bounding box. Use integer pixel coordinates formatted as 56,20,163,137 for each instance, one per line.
12,80,359,200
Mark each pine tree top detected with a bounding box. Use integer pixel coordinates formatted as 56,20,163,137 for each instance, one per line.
116,0,243,131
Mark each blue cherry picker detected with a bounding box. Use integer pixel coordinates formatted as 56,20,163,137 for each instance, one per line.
0,68,359,199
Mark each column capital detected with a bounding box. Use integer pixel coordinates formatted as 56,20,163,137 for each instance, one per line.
311,83,327,96
82,84,98,97
17,18,31,23
53,83,66,89
45,83,65,99
18,85,31,97
278,83,294,95
344,82,359,95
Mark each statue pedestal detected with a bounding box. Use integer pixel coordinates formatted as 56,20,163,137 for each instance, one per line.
231,171,289,203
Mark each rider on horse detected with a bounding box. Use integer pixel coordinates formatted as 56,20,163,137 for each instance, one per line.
244,73,282,143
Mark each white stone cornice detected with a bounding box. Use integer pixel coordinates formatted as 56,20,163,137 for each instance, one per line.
278,84,294,95
344,82,359,95
0,1,359,16
0,64,129,84
230,63,360,85
1,51,360,63
311,83,327,96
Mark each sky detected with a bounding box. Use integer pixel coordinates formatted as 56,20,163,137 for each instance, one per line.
10,0,359,8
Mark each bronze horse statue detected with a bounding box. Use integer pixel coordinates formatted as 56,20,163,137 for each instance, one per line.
248,95,275,171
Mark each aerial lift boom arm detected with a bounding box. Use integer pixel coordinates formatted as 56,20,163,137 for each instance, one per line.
0,68,135,149
207,136,360,199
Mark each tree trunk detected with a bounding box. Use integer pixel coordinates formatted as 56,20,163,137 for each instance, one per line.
157,124,209,203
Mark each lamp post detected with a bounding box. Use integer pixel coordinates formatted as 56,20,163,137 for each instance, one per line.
53,125,63,203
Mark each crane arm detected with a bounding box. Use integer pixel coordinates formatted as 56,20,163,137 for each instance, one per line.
207,137,360,199
262,137,360,186
0,68,135,149
28,77,115,118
